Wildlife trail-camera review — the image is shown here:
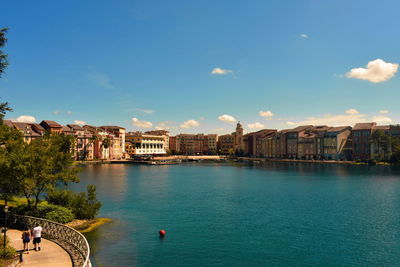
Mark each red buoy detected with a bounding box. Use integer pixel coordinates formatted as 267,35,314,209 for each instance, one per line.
159,230,166,237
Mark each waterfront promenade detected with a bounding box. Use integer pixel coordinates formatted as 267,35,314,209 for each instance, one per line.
8,229,72,267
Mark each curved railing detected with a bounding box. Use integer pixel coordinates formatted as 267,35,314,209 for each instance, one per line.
9,215,91,267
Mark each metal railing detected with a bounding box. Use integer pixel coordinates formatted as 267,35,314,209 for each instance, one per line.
9,215,91,267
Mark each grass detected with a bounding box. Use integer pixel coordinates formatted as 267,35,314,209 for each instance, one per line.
65,218,112,233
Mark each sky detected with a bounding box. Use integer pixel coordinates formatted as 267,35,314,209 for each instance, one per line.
1,0,400,134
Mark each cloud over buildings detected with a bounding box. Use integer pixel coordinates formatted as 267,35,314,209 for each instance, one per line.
13,115,37,123
74,120,86,125
132,117,153,128
259,110,274,119
346,59,399,83
286,109,395,127
247,122,265,129
218,114,237,124
180,119,200,129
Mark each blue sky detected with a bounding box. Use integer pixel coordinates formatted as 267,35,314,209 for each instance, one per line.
1,0,399,134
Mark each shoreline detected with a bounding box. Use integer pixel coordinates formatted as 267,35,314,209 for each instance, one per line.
65,218,112,233
76,156,395,166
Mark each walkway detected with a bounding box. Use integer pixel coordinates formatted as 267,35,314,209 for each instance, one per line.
7,229,72,267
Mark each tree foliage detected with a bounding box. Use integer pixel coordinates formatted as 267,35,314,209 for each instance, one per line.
0,27,8,77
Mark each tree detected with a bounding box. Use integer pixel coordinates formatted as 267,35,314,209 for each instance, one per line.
22,134,80,208
71,185,102,219
0,28,12,122
0,124,26,205
0,27,8,77
370,130,391,161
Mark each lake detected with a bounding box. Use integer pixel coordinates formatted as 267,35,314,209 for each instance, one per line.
71,162,400,267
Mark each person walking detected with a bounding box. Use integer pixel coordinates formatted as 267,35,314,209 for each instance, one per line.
31,225,43,251
21,228,31,253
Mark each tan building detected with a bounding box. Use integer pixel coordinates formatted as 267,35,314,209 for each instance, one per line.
175,134,218,155
243,129,276,157
145,130,170,153
100,126,126,159
323,126,352,160
286,125,314,159
218,134,235,155
4,120,44,143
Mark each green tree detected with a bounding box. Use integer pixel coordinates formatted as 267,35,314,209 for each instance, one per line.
0,124,26,205
102,137,110,149
71,185,102,219
0,28,12,122
22,134,80,208
0,27,8,77
370,130,391,161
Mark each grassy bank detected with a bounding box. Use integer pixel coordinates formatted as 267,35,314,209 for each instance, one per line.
65,218,112,233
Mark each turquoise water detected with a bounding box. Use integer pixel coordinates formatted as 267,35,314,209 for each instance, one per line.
72,162,400,267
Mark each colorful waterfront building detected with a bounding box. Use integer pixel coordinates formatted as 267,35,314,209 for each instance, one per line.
67,124,94,160
323,126,352,160
100,126,126,159
218,134,235,155
352,122,376,160
40,120,63,134
3,120,45,143
125,132,167,157
285,125,313,159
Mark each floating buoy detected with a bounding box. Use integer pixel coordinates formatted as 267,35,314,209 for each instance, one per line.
159,230,166,237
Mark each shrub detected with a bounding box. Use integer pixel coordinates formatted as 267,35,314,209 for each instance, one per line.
16,203,74,224
46,189,75,207
0,246,16,260
71,185,102,220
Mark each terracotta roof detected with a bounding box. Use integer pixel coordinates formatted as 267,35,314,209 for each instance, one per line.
327,126,351,132
62,126,74,133
287,125,313,133
353,122,376,130
374,125,390,131
30,123,45,133
67,124,84,131
3,120,14,127
41,120,62,128
100,126,126,130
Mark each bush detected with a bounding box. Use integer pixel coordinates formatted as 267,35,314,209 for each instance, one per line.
0,246,16,260
16,203,74,224
71,185,102,220
46,189,75,207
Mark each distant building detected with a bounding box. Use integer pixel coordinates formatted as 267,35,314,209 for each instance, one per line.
67,124,94,160
323,126,352,160
100,126,126,159
4,120,44,143
175,134,218,155
285,125,313,159
40,120,63,134
352,122,376,160
218,134,235,155
243,129,277,157
125,132,167,157
233,122,244,153
145,130,170,153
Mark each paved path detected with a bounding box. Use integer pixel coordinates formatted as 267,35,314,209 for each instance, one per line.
8,229,72,267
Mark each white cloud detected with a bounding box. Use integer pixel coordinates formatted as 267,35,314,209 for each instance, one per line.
14,115,37,123
67,110,73,115
218,114,237,124
211,67,233,75
155,121,178,131
371,116,392,124
74,120,86,125
53,110,60,115
136,108,155,114
259,110,274,119
247,122,265,129
214,128,225,132
180,120,200,129
345,108,359,115
300,34,308,38
286,109,396,127
379,110,389,114
132,118,153,128
87,72,115,89
346,59,399,83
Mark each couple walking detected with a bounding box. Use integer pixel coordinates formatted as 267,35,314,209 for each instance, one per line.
21,225,42,253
